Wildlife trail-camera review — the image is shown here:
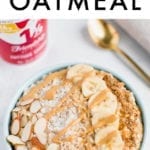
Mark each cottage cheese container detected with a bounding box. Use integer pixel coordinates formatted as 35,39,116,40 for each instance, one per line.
0,19,47,64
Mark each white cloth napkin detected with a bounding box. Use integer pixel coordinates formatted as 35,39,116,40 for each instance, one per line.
115,20,150,54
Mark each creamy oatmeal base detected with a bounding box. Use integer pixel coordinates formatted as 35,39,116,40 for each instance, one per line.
7,64,143,150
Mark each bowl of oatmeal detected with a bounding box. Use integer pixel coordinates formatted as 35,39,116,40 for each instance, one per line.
5,64,144,150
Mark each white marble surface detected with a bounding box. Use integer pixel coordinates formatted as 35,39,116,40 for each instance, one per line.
0,20,150,149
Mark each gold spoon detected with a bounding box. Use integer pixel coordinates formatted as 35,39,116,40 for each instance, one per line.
88,19,150,86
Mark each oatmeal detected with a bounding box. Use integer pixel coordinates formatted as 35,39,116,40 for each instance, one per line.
7,64,143,150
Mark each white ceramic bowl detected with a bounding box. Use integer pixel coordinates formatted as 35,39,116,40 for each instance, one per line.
3,63,146,150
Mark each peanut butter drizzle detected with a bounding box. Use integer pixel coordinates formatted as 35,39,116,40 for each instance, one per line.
44,78,84,121
43,86,59,100
89,89,109,109
93,115,117,129
44,83,115,148
44,103,73,121
44,85,78,120
96,131,117,146
20,70,67,101
54,89,115,145
25,69,117,148
42,80,71,100
52,113,85,143
61,114,117,146
48,83,86,144
81,115,117,138
61,136,75,142
44,70,67,83
50,88,110,145
20,82,45,101
78,89,110,143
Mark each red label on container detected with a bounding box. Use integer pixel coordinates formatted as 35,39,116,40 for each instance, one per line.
0,19,47,64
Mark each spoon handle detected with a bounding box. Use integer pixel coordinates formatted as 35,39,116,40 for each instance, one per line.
114,47,150,86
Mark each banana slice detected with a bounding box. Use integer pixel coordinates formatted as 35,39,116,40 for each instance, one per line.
7,135,24,145
82,76,107,97
89,92,118,124
66,64,94,82
95,125,117,145
109,131,124,150
97,131,124,150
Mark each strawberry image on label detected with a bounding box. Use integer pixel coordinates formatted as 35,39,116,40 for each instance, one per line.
16,19,29,29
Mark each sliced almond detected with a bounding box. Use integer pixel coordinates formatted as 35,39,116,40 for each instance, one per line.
47,143,59,150
32,115,38,124
12,112,18,120
21,115,28,128
11,119,20,135
13,107,21,112
18,128,23,137
34,118,47,134
21,121,32,142
19,99,34,106
16,145,28,150
7,135,24,145
34,118,47,145
30,100,41,113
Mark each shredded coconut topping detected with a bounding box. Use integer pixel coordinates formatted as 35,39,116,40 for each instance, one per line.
48,107,77,132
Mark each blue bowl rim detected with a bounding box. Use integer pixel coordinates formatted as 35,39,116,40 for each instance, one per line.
3,62,146,150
